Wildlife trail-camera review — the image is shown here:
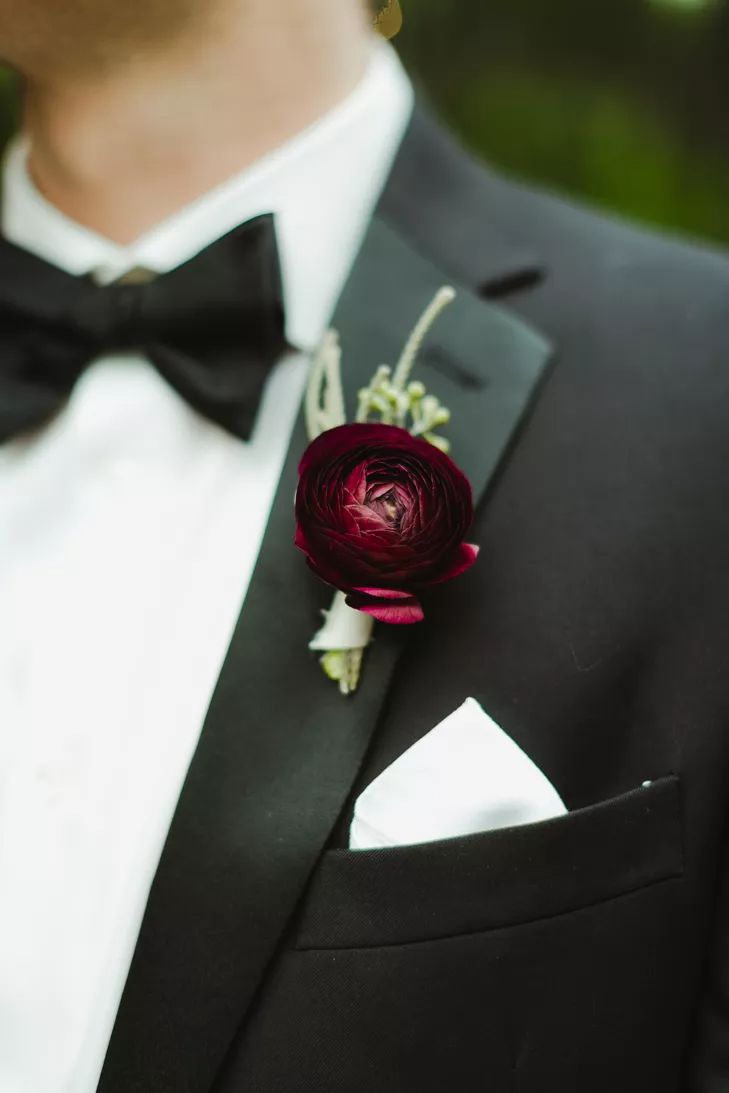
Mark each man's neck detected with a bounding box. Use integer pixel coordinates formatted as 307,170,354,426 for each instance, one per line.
22,1,371,244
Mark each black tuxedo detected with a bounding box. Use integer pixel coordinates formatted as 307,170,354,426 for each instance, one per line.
96,107,729,1092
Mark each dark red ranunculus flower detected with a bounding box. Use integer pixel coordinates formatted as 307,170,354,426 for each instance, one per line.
295,423,479,624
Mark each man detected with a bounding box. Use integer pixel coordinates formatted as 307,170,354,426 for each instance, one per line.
0,0,727,1090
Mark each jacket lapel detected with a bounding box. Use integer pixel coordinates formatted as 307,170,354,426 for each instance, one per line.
98,120,554,1093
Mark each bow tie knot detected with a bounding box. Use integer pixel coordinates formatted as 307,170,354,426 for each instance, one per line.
68,278,149,352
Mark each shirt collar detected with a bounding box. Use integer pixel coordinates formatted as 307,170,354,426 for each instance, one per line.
1,39,413,353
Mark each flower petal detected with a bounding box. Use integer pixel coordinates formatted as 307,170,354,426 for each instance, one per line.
429,542,480,585
294,525,312,553
351,586,415,600
346,591,425,625
347,586,425,623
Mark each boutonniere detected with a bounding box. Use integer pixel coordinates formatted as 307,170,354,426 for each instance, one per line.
295,287,479,695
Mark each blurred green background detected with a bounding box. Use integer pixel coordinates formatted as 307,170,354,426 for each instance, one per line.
1,0,727,247
397,0,729,247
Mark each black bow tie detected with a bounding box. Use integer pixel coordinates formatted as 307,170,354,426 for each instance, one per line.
0,213,290,443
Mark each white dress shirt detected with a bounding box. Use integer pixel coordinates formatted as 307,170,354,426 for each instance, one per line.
0,41,413,1093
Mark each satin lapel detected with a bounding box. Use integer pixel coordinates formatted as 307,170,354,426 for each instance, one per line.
97,215,553,1093
329,215,553,499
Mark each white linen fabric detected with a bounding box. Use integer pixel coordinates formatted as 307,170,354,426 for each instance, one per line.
0,41,413,1093
349,698,567,851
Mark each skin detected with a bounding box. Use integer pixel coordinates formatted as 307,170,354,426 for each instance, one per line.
0,0,372,242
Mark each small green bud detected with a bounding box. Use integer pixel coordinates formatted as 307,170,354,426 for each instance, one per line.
321,651,345,682
425,432,451,453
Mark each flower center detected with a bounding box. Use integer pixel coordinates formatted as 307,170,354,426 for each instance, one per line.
365,483,405,529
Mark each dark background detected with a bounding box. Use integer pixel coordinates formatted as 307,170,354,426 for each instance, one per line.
397,0,729,247
1,0,727,247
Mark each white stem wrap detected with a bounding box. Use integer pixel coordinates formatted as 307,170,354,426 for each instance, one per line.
308,591,375,652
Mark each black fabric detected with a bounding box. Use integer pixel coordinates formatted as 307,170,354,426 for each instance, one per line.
94,104,729,1092
0,213,287,441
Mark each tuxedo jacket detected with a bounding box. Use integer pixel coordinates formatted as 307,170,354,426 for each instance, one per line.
96,107,729,1092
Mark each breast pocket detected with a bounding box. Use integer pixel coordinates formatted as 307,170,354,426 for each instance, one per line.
294,775,683,950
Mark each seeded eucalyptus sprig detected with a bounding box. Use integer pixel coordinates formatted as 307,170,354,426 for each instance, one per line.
355,286,455,451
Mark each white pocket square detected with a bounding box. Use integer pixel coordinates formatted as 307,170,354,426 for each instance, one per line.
349,697,567,851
